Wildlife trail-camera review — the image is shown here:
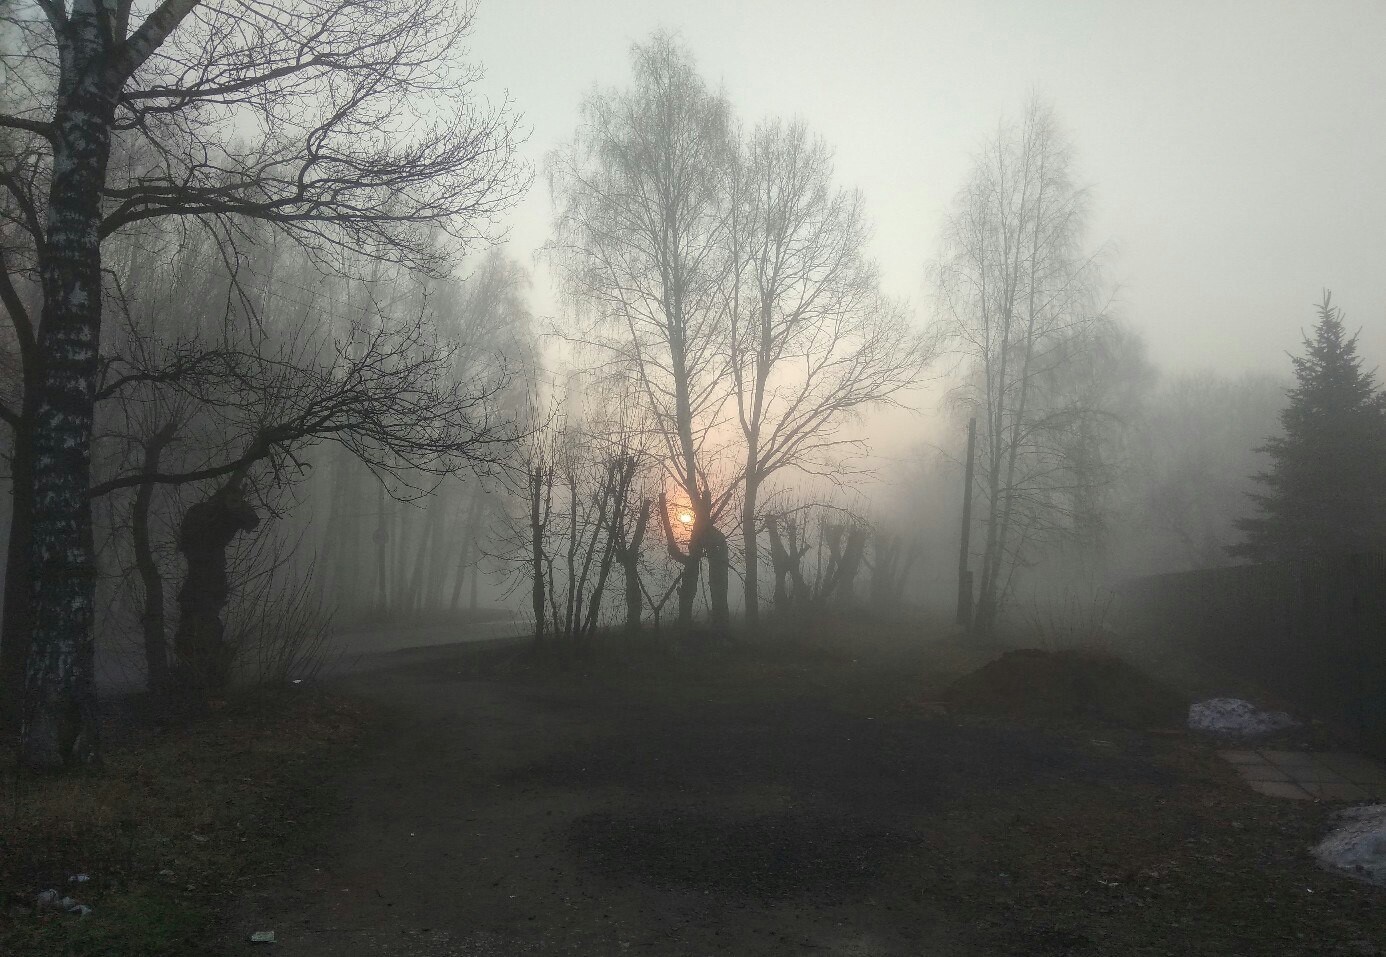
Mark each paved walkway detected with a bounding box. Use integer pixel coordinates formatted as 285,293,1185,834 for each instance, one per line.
1218,749,1386,800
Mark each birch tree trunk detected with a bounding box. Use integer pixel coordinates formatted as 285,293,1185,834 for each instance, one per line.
9,0,518,764
22,17,122,768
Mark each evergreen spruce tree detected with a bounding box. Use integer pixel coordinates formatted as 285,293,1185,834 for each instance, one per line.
1231,293,1386,561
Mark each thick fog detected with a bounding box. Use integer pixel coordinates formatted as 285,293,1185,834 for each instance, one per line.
468,0,1386,374
8,5,1386,954
2,0,1385,690
362,0,1386,635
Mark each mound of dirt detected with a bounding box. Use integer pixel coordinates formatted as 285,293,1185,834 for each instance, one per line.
944,648,1187,729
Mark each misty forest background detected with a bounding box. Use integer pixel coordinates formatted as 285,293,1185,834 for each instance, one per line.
1,4,1385,768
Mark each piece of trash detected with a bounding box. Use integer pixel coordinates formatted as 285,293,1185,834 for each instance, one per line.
71,904,93,918
249,929,276,944
1188,698,1299,735
1314,804,1386,887
157,868,175,879
191,833,209,843
291,679,302,685
68,873,90,884
35,889,60,910
59,896,78,911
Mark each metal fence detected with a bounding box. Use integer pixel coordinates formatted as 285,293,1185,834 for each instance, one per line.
1116,552,1386,755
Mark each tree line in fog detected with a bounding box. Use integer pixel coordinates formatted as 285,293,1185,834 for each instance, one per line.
2,8,1381,768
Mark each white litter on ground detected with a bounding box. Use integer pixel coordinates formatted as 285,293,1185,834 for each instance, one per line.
1187,697,1300,735
1314,804,1386,887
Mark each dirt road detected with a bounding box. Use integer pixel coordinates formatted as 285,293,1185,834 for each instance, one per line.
221,632,1386,956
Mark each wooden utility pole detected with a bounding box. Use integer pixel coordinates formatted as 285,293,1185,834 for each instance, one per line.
956,417,977,629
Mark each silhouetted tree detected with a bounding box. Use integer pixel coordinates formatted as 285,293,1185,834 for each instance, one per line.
0,0,523,767
551,37,926,633
1231,293,1386,561
548,34,737,632
726,119,927,626
497,384,654,652
172,470,260,695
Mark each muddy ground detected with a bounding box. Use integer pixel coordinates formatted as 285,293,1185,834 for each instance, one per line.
221,621,1386,956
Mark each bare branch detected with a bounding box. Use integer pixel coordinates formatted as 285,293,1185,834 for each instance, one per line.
0,114,55,142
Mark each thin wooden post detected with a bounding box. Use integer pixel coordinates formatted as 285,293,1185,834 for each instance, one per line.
956,417,977,629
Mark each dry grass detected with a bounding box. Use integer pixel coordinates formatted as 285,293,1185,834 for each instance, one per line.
0,689,371,956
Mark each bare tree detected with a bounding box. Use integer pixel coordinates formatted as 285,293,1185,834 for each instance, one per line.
128,417,179,695
763,499,870,614
868,530,921,609
930,99,1110,636
497,388,649,653
612,489,653,635
547,34,738,633
170,463,260,695
94,312,510,502
0,0,524,767
550,39,930,633
1034,318,1153,568
579,387,658,639
311,248,533,621
726,119,928,625
98,276,512,700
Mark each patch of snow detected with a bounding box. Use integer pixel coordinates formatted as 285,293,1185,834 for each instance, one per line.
1187,697,1300,735
1315,804,1386,887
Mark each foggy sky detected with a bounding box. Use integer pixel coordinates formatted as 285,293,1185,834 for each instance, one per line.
467,0,1386,382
